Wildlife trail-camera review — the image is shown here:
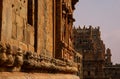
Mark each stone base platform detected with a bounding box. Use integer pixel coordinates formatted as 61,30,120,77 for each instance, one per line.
0,72,80,79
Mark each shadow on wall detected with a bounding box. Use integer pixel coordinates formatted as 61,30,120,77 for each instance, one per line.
0,0,3,40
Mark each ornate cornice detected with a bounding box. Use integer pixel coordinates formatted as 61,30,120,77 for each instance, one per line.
0,41,78,74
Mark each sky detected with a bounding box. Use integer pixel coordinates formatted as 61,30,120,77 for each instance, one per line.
73,0,120,64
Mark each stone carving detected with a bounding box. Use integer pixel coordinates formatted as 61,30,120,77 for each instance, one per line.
0,42,7,66
22,51,78,73
0,42,24,72
0,41,78,73
13,48,23,71
23,51,36,68
5,43,14,67
23,51,51,70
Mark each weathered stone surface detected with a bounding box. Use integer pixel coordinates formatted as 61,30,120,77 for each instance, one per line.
37,0,53,57
28,44,34,53
1,0,12,41
0,42,24,72
12,23,17,39
0,72,80,79
9,39,19,47
19,42,27,51
0,0,80,78
27,26,34,46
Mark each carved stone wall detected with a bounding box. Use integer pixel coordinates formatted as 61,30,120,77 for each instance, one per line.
0,0,80,76
0,0,54,56
55,0,78,63
0,0,50,57
0,0,81,79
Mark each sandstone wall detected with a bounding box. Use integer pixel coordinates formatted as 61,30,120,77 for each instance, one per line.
1,0,29,51
1,0,54,56
37,0,53,57
0,0,80,78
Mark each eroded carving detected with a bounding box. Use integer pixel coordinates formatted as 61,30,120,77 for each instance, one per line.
5,43,14,67
22,51,78,73
0,42,7,66
13,48,23,71
0,42,24,72
0,42,78,73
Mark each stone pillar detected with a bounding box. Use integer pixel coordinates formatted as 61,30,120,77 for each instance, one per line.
1,0,12,42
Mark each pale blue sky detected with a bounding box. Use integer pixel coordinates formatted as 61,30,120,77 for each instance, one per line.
73,0,120,64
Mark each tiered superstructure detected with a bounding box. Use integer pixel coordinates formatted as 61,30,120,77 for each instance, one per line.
73,26,106,79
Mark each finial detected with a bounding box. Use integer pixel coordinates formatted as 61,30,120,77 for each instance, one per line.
78,25,81,29
89,25,92,29
97,26,100,30
83,25,86,29
106,48,111,55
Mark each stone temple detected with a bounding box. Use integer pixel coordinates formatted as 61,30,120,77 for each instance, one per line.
0,0,82,79
0,0,120,79
72,26,120,79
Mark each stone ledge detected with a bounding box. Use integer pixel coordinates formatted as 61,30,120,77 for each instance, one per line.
0,41,78,74
0,72,80,79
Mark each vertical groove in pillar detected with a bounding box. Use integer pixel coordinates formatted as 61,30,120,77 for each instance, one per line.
0,0,3,40
55,0,62,59
34,0,38,52
53,0,56,58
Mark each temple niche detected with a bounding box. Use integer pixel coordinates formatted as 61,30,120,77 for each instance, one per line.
0,0,81,79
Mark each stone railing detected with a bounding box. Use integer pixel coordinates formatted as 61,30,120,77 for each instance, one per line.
0,42,78,74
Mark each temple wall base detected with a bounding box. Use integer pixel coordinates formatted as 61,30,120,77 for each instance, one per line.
0,72,80,79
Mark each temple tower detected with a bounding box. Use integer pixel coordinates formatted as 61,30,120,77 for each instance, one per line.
105,48,112,66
